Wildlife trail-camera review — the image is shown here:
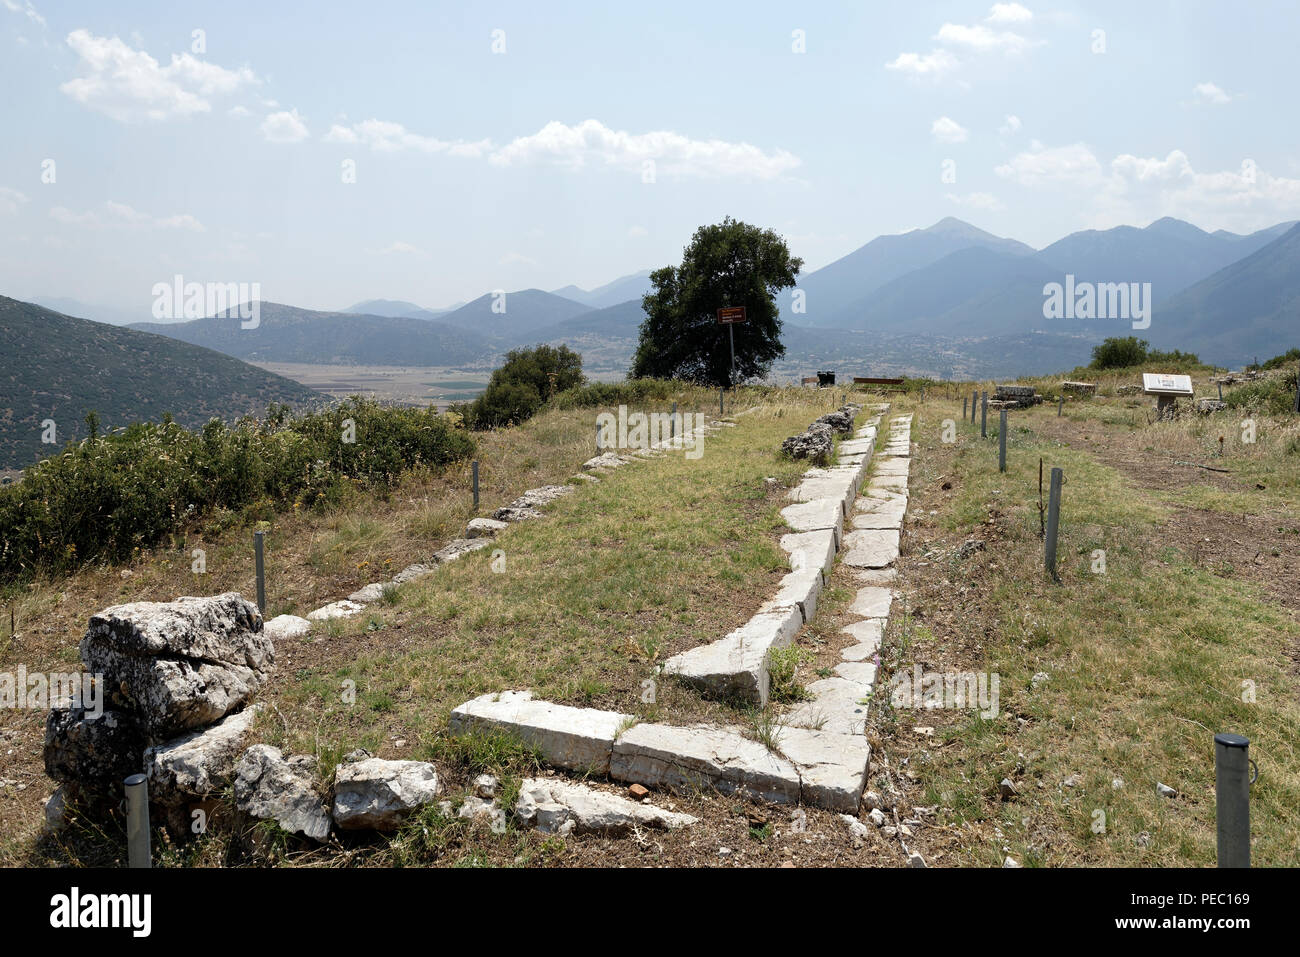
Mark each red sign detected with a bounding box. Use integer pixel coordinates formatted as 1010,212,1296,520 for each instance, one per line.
717,306,747,324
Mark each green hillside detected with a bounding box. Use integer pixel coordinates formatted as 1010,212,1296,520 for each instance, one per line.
0,296,325,468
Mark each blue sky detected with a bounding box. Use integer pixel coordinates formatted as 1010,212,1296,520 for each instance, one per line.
2,0,1297,318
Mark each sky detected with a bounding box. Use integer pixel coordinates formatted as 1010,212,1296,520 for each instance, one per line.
2,0,1298,319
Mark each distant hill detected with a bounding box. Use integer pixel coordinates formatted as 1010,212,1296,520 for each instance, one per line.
1036,217,1290,303
1149,222,1300,366
343,298,448,320
0,296,324,468
551,271,654,310
789,217,1036,327
437,288,592,340
131,302,494,366
530,298,646,342
29,296,141,327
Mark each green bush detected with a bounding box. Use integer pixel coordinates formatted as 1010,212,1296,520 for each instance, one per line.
1089,337,1200,370
0,397,473,581
1260,348,1300,371
464,345,585,429
550,378,681,410
1223,371,1299,415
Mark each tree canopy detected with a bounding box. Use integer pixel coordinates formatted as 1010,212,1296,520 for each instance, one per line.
631,217,802,386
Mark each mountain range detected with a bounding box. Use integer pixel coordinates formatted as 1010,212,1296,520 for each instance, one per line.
0,296,324,468
23,214,1300,386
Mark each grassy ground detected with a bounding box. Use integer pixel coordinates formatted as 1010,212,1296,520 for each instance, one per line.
861,388,1300,866
2,384,859,866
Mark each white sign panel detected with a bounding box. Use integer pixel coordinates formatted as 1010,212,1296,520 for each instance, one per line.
1142,373,1194,395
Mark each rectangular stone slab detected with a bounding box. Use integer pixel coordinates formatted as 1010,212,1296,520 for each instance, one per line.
610,723,802,805
779,727,872,813
779,529,837,576
661,606,803,706
780,500,844,545
841,529,900,569
449,691,629,775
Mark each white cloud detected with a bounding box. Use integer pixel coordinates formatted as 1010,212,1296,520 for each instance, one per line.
60,30,258,122
935,22,1035,54
995,141,1104,186
227,105,251,118
487,119,800,179
931,116,968,144
499,251,537,266
49,200,205,231
999,114,1022,135
986,3,1033,23
1193,81,1231,105
2,0,45,28
375,241,423,255
323,119,490,157
0,186,29,215
628,225,648,238
945,191,1005,211
997,142,1300,231
886,49,960,79
261,109,309,143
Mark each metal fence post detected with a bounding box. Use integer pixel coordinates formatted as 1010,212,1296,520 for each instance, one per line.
596,421,601,452
1045,467,1063,579
253,530,266,615
719,388,724,416
472,460,479,510
1057,396,1064,417
125,773,151,868
971,390,978,423
980,392,988,438
999,409,1008,472
1215,733,1251,867
963,396,968,420
671,401,677,439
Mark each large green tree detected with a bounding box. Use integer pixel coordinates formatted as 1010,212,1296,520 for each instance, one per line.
631,217,802,386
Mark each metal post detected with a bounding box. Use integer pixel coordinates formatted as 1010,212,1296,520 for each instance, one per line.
670,401,677,439
1217,381,1223,401
971,391,978,423
472,460,479,510
728,322,736,387
980,392,988,438
1215,733,1251,867
253,530,266,615
1057,396,1064,417
125,773,151,869
1045,467,1063,579
963,396,968,420
719,388,724,416
999,409,1007,472
596,421,601,452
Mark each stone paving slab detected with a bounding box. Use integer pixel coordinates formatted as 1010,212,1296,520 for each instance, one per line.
841,529,900,569
449,690,629,774
661,606,803,705
779,726,873,812
784,677,872,736
780,499,845,545
779,529,837,576
610,723,802,805
849,585,894,619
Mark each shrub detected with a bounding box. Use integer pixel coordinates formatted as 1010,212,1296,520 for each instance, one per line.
1223,371,1299,415
1260,348,1300,371
0,397,473,581
465,345,585,428
550,378,680,410
1089,337,1200,370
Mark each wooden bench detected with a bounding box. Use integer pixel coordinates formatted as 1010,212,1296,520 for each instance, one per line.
853,376,905,392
